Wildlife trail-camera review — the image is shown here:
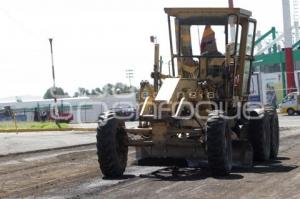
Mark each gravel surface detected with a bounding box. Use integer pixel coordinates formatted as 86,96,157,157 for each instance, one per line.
1,117,300,198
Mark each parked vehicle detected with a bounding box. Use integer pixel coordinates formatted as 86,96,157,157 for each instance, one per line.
49,112,73,123
278,92,300,115
111,105,137,121
0,106,27,121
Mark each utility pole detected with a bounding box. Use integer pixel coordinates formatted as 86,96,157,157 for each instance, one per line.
126,69,134,87
49,38,56,102
49,38,60,124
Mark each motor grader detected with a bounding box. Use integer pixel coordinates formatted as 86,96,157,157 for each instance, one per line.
96,7,279,177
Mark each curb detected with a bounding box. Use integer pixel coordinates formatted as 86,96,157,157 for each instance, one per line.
0,142,96,158
0,127,96,133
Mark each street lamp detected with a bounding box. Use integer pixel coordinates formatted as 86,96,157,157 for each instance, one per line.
49,38,56,102
49,38,59,122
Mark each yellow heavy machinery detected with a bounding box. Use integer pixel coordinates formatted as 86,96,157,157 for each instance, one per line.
96,7,279,177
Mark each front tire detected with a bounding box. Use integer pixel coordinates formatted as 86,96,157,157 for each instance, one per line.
207,111,232,176
96,115,128,178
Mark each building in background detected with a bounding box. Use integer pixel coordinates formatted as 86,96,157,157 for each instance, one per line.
250,44,300,106
0,94,137,123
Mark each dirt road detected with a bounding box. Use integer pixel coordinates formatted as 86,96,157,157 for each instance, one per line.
1,123,300,198
95,134,300,199
0,145,98,198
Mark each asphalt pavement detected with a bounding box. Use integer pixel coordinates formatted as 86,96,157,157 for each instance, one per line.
0,122,138,156
0,131,96,156
1,115,300,198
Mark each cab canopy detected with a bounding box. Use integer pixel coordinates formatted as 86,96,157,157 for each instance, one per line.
164,7,256,97
164,7,252,25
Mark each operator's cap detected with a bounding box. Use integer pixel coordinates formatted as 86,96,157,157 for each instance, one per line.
200,25,218,54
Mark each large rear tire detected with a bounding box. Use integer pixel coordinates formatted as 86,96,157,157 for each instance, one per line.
270,111,279,159
249,113,271,161
207,111,232,176
96,115,128,178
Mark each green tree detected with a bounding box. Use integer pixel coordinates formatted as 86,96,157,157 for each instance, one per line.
102,83,114,95
73,92,79,97
43,87,69,99
72,83,138,97
95,87,102,94
78,87,86,96
91,89,97,95
114,82,131,93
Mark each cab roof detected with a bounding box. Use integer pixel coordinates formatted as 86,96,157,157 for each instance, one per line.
164,8,252,25
164,7,252,17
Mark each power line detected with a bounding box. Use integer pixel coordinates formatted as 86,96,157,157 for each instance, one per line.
125,69,134,87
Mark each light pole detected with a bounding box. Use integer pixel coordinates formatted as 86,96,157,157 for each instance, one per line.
49,38,56,102
49,38,59,122
126,69,134,87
